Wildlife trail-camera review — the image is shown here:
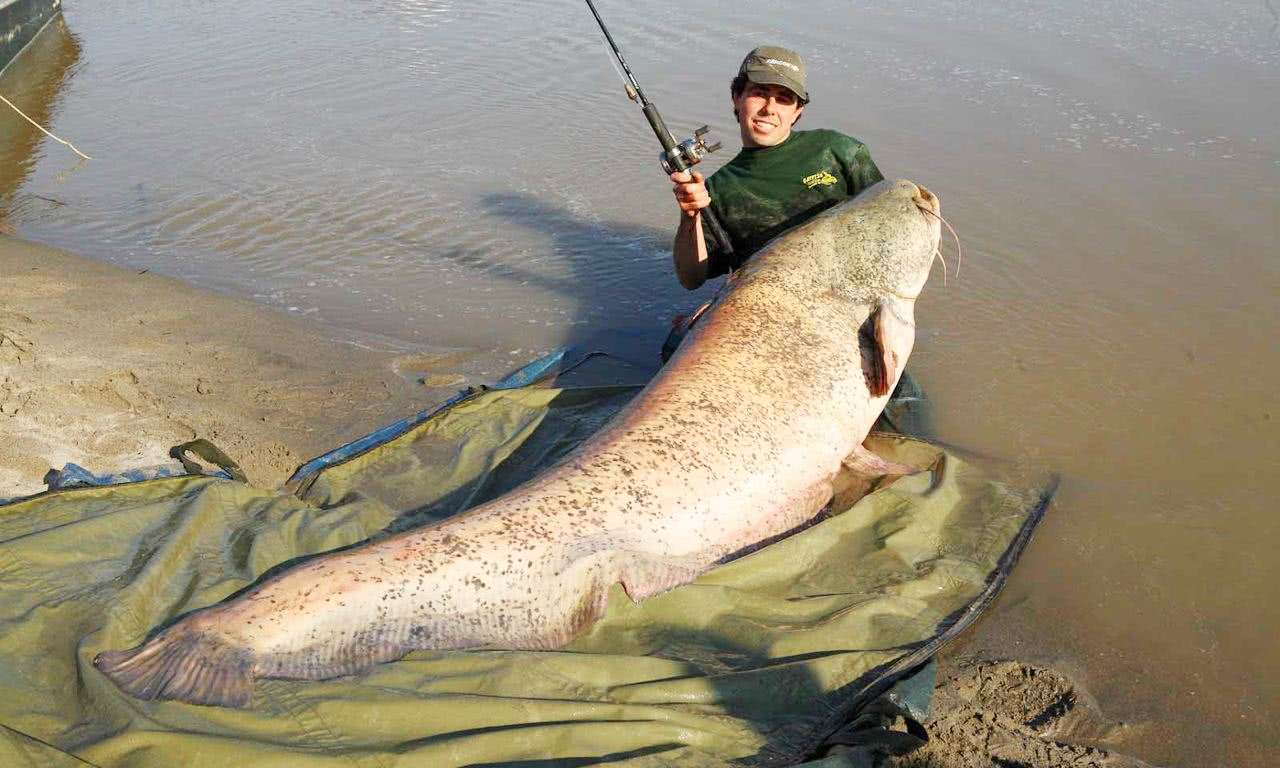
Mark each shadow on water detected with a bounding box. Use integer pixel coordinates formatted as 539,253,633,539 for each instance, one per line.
0,14,81,231
431,190,714,367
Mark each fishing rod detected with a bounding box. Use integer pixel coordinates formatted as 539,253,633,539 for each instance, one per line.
583,0,734,257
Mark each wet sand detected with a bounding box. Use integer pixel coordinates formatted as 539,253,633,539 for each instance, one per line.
0,235,1155,766
886,659,1155,768
0,234,451,496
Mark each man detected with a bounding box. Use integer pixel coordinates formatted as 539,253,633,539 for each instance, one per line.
670,46,884,290
666,46,930,437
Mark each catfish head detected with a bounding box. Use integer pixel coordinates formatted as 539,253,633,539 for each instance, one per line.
823,180,944,398
828,179,943,304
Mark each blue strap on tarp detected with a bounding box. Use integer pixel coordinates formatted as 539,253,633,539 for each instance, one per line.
42,461,205,490
2,348,593,507
490,347,569,389
283,347,570,491
0,461,228,506
8,444,244,503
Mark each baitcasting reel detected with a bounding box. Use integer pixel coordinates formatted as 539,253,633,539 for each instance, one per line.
660,125,722,175
585,0,735,254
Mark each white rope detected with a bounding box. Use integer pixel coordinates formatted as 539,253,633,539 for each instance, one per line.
0,92,92,160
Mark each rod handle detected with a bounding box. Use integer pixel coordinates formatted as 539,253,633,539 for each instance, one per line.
650,105,733,256
700,207,735,257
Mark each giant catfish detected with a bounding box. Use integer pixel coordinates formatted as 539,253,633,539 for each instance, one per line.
96,179,944,707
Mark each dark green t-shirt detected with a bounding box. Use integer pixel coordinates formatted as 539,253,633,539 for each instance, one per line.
702,129,883,276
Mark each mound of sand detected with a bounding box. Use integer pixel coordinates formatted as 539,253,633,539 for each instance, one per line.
888,659,1153,768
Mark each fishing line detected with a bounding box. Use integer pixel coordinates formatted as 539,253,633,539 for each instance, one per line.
595,30,631,95
0,92,92,160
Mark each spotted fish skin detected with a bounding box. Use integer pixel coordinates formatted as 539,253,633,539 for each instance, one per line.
95,180,942,708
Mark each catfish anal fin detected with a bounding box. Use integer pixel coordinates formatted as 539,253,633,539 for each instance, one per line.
842,444,922,478
836,445,924,508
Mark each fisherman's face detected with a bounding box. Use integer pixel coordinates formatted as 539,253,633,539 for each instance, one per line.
735,82,805,148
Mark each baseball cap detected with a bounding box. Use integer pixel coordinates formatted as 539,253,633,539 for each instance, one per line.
738,46,808,102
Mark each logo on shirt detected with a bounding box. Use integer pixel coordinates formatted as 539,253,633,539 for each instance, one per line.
802,170,839,189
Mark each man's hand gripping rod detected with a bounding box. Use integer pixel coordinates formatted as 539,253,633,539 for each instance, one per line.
584,0,734,257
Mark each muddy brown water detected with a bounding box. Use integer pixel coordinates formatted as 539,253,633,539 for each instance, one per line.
2,2,1277,765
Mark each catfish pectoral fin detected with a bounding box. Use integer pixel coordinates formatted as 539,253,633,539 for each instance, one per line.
859,305,893,397
859,299,917,398
94,626,255,708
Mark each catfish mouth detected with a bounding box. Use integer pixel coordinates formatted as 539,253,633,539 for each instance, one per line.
880,182,949,302
913,184,940,217
912,183,960,287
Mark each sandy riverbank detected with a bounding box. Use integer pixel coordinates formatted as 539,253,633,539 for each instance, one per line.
0,235,466,496
0,236,1153,766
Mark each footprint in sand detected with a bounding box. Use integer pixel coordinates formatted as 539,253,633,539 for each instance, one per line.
0,376,33,416
391,350,476,389
0,325,36,366
885,660,1151,768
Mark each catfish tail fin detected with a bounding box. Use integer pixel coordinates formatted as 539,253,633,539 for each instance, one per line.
94,625,254,708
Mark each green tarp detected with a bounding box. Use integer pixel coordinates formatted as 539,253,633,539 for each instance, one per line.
0,359,1049,767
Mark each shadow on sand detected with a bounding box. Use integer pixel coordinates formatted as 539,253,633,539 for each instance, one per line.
425,190,720,368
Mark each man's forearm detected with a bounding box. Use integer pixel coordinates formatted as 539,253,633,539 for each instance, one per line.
673,213,710,290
